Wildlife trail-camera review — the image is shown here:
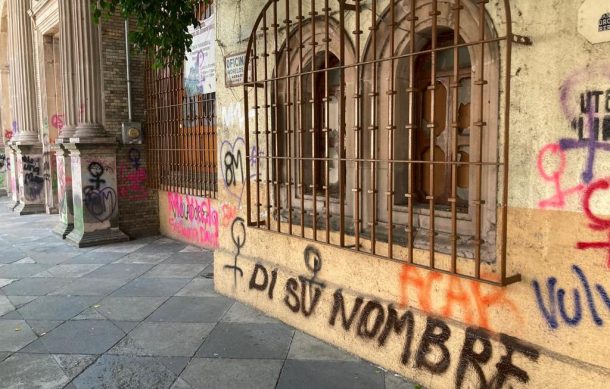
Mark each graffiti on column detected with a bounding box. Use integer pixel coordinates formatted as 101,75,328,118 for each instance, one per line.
83,161,117,222
22,156,44,201
57,156,73,221
3,129,12,142
220,137,262,206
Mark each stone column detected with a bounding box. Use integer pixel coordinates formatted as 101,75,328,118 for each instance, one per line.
54,0,77,237
65,0,128,247
8,0,44,215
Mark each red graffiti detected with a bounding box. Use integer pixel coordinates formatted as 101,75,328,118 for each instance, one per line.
51,114,64,131
577,177,610,268
399,265,522,331
117,163,148,201
537,143,584,208
3,129,12,142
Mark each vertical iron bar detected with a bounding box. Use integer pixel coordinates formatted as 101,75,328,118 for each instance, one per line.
273,0,281,232
450,0,462,273
310,0,318,241
369,0,378,254
285,0,293,236
324,0,331,243
338,0,346,247
387,0,396,258
353,0,362,251
263,13,272,230
298,0,305,237
428,0,439,269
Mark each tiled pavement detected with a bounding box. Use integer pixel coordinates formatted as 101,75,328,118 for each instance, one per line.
0,198,420,389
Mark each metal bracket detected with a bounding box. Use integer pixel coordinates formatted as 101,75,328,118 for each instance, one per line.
512,34,533,46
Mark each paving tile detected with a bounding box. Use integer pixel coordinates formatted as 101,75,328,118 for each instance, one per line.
111,278,191,297
49,278,128,296
73,308,107,321
0,248,27,264
179,245,206,253
179,358,283,389
0,353,70,389
1,310,22,319
35,264,103,278
1,277,74,296
112,321,140,333
162,251,213,265
14,257,36,264
64,250,129,264
287,332,359,361
144,264,207,278
17,296,100,321
0,264,51,278
221,302,281,324
0,295,15,316
25,320,63,336
175,278,218,297
73,355,177,389
83,264,153,280
157,356,190,376
147,297,233,323
52,354,98,380
6,295,38,308
0,320,37,352
115,251,173,265
0,279,17,288
197,322,294,359
0,352,11,362
32,320,125,354
94,297,168,322
385,373,420,389
170,377,192,389
110,322,215,357
276,360,386,389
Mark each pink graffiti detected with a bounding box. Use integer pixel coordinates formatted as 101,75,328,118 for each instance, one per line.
167,192,219,248
577,178,610,269
221,203,238,228
117,163,148,201
4,129,12,142
537,143,585,209
51,114,64,131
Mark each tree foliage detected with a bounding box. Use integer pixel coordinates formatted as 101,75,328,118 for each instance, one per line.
92,0,205,71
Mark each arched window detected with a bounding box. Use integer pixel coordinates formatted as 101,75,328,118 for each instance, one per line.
244,0,521,286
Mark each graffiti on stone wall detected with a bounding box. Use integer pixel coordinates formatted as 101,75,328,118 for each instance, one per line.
22,156,44,202
537,65,610,269
224,217,246,285
118,148,148,202
221,137,263,206
398,265,522,332
83,161,117,222
167,192,219,248
532,264,609,329
3,129,12,142
51,113,64,131
245,248,539,388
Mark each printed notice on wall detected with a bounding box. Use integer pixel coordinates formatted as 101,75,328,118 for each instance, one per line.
578,0,610,44
225,52,249,87
184,15,216,96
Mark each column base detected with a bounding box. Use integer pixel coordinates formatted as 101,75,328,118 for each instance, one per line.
7,201,19,211
53,221,74,239
0,189,6,197
46,206,59,215
14,202,46,215
65,227,129,248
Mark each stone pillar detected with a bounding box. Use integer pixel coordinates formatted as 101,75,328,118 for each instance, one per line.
65,0,128,247
8,0,44,215
54,0,77,237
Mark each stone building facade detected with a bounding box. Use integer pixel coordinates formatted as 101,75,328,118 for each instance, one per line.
1,0,610,388
0,0,158,243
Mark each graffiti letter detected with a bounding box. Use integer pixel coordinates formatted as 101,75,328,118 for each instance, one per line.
493,334,539,388
284,278,300,313
249,263,268,292
356,301,385,339
415,318,451,375
456,327,492,389
329,289,363,331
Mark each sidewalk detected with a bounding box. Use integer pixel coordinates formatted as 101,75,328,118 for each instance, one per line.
0,198,419,389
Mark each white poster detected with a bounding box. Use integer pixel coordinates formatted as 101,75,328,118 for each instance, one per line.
184,15,216,96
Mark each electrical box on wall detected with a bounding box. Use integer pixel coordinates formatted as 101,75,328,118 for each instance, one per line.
121,122,143,144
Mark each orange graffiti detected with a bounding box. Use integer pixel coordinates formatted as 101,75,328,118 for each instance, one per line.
399,264,521,331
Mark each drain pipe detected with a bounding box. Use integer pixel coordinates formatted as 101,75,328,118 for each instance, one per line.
121,19,142,144
125,19,133,122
